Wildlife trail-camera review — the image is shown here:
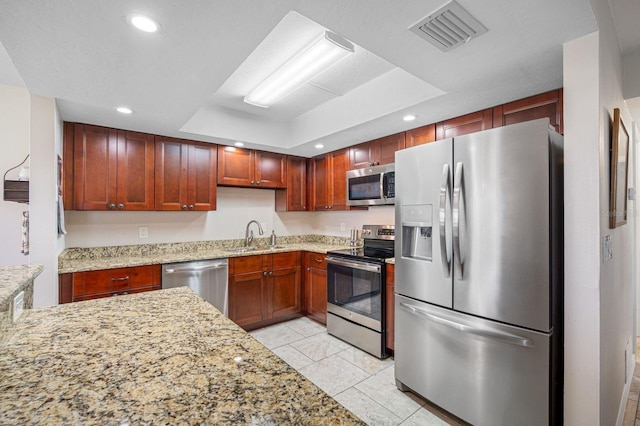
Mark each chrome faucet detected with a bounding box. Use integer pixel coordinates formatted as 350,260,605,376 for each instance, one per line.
245,220,264,247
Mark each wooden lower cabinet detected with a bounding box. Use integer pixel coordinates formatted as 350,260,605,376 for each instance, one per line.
385,263,395,352
59,264,161,303
228,252,302,330
305,252,327,325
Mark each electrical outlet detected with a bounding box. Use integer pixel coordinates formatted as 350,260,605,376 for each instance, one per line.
139,226,149,239
340,223,346,232
13,291,24,323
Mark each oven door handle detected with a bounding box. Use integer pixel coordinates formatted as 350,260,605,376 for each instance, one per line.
325,256,382,273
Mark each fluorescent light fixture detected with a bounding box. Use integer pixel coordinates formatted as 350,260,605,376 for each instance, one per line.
244,31,354,108
314,144,324,149
234,142,244,147
126,13,160,33
403,114,416,121
116,106,133,114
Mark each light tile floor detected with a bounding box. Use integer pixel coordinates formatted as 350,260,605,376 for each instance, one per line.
250,317,464,426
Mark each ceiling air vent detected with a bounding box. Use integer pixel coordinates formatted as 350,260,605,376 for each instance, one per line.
409,0,488,52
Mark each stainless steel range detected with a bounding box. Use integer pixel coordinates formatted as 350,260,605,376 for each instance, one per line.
326,225,394,359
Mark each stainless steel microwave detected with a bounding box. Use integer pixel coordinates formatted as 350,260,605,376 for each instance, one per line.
346,163,395,206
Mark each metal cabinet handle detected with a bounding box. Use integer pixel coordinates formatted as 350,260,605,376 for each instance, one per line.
123,291,128,295
257,180,261,185
251,180,255,185
188,205,194,210
269,271,273,276
263,271,267,276
181,205,187,210
439,164,452,278
399,302,535,348
108,203,116,209
111,276,129,281
452,162,466,280
117,203,124,209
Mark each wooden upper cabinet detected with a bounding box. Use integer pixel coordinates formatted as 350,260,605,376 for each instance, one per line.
217,146,286,188
155,137,217,211
493,89,563,134
311,149,362,211
71,124,154,211
275,156,307,211
72,124,117,210
255,151,286,188
436,108,493,140
115,130,155,210
330,149,350,210
312,154,331,211
405,123,436,148
350,133,405,169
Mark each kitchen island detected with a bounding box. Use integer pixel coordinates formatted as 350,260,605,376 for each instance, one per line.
0,287,363,425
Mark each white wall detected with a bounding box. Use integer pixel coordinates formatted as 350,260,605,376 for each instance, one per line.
564,0,637,423
64,186,395,248
30,95,63,307
0,85,30,266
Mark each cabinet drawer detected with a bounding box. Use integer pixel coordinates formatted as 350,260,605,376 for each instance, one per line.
109,268,131,291
232,255,264,275
271,251,300,269
129,265,161,289
307,252,326,268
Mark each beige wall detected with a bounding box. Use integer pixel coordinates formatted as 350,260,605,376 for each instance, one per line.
0,85,30,266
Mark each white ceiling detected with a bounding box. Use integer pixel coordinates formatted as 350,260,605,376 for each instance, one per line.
0,0,620,157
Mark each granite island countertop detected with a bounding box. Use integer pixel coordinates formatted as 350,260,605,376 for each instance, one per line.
0,287,364,425
0,264,42,342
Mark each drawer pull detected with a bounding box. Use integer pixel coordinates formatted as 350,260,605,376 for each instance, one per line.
111,277,130,281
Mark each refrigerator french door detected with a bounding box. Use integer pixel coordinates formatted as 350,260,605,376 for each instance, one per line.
394,118,563,426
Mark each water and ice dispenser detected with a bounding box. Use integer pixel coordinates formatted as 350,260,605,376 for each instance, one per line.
401,204,433,261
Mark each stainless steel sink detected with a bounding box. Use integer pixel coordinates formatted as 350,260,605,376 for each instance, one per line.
268,245,286,250
225,247,259,253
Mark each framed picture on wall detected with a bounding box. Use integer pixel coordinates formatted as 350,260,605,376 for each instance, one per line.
609,108,630,229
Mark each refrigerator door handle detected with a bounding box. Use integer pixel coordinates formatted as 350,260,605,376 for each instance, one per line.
453,162,466,279
439,164,451,278
399,302,535,348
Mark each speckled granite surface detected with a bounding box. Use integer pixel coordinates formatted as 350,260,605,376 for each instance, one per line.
0,287,364,425
59,235,358,274
0,264,42,343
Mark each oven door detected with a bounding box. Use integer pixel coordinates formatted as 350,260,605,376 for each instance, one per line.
326,256,383,331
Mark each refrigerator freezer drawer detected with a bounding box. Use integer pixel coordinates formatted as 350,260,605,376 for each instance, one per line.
395,294,551,426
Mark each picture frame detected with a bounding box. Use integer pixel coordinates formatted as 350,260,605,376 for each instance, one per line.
609,108,629,229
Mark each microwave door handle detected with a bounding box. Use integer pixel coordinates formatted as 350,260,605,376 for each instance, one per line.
453,162,466,279
439,164,451,278
379,171,386,199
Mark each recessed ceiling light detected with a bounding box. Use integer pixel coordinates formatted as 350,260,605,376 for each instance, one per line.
116,106,133,114
315,144,324,149
126,13,160,33
234,142,244,147
403,114,417,122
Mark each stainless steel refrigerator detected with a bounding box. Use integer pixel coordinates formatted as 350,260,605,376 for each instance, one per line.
394,118,563,426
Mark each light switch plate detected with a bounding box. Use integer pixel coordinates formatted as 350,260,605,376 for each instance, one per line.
602,235,613,263
13,291,24,322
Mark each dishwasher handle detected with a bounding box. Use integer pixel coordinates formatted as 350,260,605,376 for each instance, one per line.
164,262,228,274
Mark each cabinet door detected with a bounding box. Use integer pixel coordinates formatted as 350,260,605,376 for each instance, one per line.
435,108,493,140
73,124,117,210
306,266,327,325
217,146,254,186
312,155,331,211
350,142,374,169
116,130,155,210
275,156,307,211
329,149,349,210
255,151,286,188
385,264,395,351
405,124,436,148
493,89,563,134
187,143,217,210
228,271,266,327
375,133,405,165
269,266,302,319
155,137,188,210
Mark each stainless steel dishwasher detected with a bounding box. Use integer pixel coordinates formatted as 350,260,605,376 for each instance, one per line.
162,259,229,316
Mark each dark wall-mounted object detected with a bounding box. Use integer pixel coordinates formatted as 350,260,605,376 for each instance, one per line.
3,154,29,204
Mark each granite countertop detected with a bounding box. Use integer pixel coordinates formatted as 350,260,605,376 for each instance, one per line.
0,264,43,306
0,287,364,425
